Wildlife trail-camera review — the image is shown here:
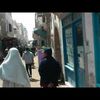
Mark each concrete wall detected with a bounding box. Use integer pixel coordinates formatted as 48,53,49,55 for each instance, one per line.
0,13,14,38
16,23,28,47
50,13,66,83
5,13,14,37
82,13,96,87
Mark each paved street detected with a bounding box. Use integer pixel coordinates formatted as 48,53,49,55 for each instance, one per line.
30,55,40,87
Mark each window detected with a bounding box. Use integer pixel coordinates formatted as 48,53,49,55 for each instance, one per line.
38,17,42,25
9,24,12,32
65,26,74,67
62,13,82,68
42,16,45,22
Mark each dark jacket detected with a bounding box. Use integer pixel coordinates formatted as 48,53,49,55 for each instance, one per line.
38,56,61,86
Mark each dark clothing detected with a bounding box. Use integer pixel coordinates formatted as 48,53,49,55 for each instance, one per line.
38,56,61,88
26,64,32,77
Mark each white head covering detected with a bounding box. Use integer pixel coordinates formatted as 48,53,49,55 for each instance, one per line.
0,47,31,87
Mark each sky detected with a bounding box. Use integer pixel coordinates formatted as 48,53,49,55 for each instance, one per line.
12,13,35,40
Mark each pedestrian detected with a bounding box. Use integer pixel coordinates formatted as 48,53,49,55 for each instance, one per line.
0,47,31,87
31,46,36,56
38,48,61,88
22,47,34,78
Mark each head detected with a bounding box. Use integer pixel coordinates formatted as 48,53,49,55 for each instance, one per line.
4,47,21,62
43,48,52,58
7,47,20,58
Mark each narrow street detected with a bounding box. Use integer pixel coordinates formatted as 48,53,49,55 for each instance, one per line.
30,55,40,87
0,12,99,87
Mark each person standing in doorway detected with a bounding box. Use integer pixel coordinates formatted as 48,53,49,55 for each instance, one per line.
38,48,61,88
22,47,34,78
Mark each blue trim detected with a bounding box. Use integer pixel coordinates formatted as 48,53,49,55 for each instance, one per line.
92,13,100,85
72,21,80,87
73,18,86,87
62,27,68,81
96,84,100,87
62,27,68,65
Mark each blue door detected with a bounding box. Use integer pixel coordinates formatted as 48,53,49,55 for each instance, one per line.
63,19,85,87
73,20,85,87
92,13,100,87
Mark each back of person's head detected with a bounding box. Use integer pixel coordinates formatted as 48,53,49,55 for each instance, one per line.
8,47,20,57
4,47,20,62
0,47,31,87
44,48,52,57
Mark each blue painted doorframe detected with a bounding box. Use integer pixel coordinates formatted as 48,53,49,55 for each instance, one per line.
92,13,100,87
73,19,85,87
72,20,80,87
62,27,68,81
62,18,85,87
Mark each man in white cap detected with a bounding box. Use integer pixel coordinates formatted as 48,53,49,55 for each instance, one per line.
0,47,31,87
22,47,34,78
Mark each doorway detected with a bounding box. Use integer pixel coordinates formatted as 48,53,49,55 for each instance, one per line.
73,20,85,87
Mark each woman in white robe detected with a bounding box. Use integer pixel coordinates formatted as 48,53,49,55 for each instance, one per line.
0,47,31,87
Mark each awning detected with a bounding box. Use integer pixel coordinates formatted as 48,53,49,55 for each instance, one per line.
34,28,47,38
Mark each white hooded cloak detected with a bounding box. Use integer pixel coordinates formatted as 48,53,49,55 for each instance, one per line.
0,47,31,87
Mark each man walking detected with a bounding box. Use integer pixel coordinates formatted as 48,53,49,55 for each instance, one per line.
38,48,61,88
22,47,34,78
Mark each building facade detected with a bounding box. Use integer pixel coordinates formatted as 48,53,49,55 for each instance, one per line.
0,13,14,38
34,12,100,87
17,23,28,47
0,13,14,56
61,13,86,87
50,12,97,87
33,13,51,48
